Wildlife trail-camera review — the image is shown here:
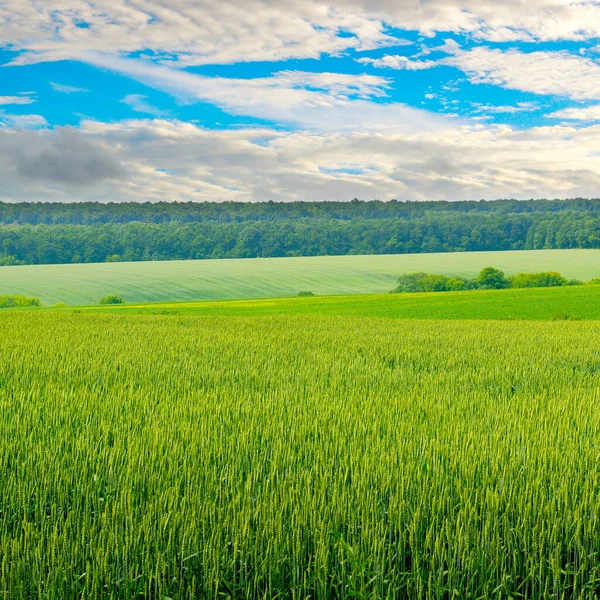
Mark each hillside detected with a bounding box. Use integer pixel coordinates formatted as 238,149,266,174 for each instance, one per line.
2,248,598,306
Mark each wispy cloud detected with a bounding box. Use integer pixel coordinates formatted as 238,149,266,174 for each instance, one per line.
470,102,539,114
121,94,168,117
78,53,451,132
0,95,36,105
50,82,89,94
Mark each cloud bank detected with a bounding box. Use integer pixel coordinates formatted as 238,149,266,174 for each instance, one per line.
1,119,600,202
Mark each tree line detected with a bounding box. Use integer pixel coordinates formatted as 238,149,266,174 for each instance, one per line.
0,200,598,266
393,268,597,293
0,198,599,226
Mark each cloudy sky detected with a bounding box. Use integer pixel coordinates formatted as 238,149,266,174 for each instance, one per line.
2,1,600,202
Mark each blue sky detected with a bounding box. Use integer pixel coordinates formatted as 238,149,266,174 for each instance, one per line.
2,1,600,202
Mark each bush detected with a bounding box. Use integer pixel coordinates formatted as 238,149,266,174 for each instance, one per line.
0,295,41,308
99,295,125,305
512,271,569,288
297,291,314,297
393,273,429,293
393,268,595,295
0,255,26,266
477,267,510,289
53,302,67,308
393,273,471,293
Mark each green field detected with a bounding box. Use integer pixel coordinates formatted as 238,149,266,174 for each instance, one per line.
2,311,600,598
1,248,599,305
81,284,600,320
3,250,600,596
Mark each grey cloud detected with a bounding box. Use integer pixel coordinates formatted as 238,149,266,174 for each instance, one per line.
6,127,126,186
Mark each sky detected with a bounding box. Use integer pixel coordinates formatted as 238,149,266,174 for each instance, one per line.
2,1,600,202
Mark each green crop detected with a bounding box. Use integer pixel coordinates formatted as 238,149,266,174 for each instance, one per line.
1,248,598,306
84,284,600,321
1,312,600,598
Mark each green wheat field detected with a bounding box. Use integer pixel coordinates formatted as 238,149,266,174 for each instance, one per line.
1,248,599,305
2,248,600,598
1,301,600,598
84,285,600,320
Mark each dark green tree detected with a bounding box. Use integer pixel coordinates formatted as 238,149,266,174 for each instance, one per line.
477,267,510,289
99,295,125,305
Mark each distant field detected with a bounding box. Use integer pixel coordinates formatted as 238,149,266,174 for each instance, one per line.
1,249,599,305
79,285,600,320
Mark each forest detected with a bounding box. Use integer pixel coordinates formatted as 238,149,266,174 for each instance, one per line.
0,199,598,265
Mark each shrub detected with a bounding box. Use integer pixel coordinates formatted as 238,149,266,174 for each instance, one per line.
393,273,430,293
394,268,589,294
512,271,569,288
0,295,41,308
297,291,314,297
99,295,125,305
477,267,510,289
53,302,68,308
393,273,472,293
0,255,25,266
445,277,468,291
590,277,600,285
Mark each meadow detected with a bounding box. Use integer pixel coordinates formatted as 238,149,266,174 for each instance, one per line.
83,284,600,321
1,310,600,598
1,248,598,305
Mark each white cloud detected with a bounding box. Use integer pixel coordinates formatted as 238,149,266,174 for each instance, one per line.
358,55,438,70
0,0,405,68
450,47,600,101
50,82,89,93
339,0,600,41
0,95,36,105
365,44,600,101
547,104,600,120
3,1,600,72
2,118,600,202
470,102,539,114
0,112,48,128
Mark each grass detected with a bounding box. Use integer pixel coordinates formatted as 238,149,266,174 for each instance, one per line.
1,248,598,305
1,311,600,598
80,284,600,321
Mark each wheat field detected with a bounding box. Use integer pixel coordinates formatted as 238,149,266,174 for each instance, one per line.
1,248,598,305
1,312,600,598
